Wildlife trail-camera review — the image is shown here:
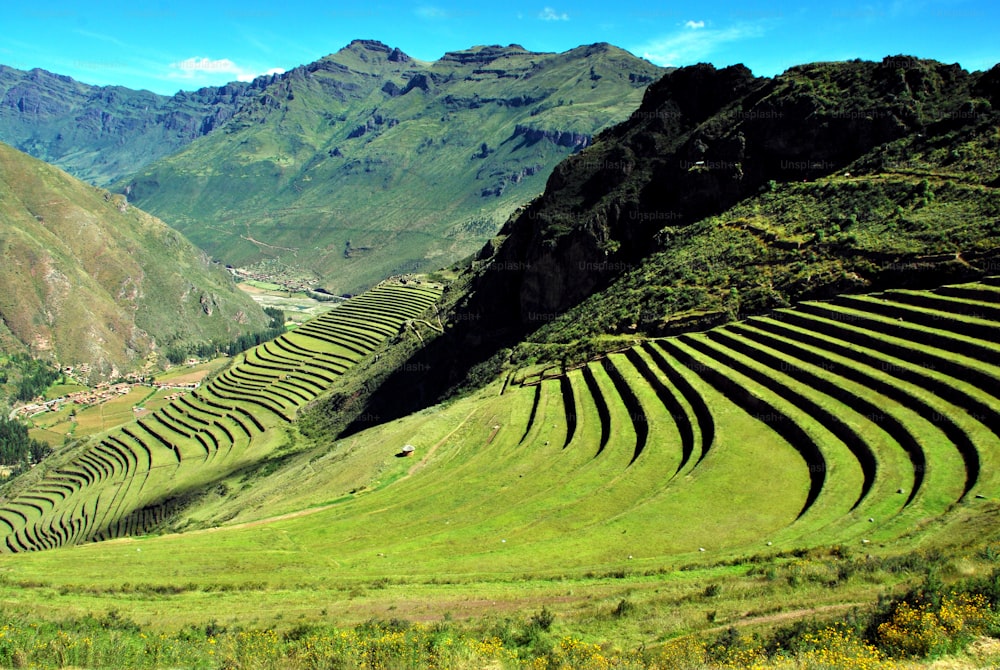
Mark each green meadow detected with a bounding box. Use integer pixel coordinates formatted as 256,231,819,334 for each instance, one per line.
1,277,1000,667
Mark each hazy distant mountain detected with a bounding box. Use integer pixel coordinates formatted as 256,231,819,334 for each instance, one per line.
0,141,270,381
0,64,268,186
117,40,666,294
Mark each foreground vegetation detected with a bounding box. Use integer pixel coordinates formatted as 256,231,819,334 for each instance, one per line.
4,547,1000,668
0,416,50,474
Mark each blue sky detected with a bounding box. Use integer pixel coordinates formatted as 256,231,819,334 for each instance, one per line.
3,0,998,95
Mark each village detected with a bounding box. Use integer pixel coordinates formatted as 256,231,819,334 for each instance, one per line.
226,264,326,296
10,374,200,420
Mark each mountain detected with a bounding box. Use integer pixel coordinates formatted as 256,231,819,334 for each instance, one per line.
0,65,269,186
334,56,1000,430
117,40,666,294
3,56,1000,667
0,141,270,382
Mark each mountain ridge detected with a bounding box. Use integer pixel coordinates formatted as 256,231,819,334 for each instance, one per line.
0,64,274,185
113,39,668,294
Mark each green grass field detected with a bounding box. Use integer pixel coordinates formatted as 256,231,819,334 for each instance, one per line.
2,278,1000,667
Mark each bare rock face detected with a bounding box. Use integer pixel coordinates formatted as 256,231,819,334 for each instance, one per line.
512,125,592,150
199,294,216,316
400,73,432,95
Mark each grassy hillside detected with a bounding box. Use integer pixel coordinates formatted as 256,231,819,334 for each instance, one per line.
0,278,998,669
0,141,269,383
119,40,665,295
0,280,442,549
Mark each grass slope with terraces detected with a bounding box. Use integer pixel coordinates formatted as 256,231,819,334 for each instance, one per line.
0,280,442,553
2,57,1000,668
0,278,998,650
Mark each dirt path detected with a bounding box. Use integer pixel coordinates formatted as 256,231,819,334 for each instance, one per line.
405,406,482,477
240,233,298,253
702,603,865,635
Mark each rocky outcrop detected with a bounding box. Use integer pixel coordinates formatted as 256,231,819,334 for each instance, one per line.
346,112,399,138
400,73,432,95
478,164,543,197
439,45,533,65
512,125,591,150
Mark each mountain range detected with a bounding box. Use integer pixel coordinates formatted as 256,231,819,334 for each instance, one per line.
0,64,265,186
2,40,666,295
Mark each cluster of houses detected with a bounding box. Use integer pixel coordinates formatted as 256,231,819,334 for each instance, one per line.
65,382,133,406
12,379,200,419
227,266,321,294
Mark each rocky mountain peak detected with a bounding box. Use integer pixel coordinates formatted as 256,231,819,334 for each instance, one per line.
440,44,537,65
347,39,395,53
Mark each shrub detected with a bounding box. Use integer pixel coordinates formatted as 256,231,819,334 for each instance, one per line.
612,598,637,618
793,625,898,669
877,592,994,658
529,606,555,631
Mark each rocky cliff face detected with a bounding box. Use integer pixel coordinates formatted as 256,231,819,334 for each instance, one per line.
512,124,591,149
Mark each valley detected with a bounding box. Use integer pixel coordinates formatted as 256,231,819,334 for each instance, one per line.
0,48,999,669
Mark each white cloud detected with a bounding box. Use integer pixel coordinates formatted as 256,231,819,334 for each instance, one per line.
168,57,284,83
539,6,569,21
172,57,242,76
633,23,766,67
416,6,449,19
685,20,706,29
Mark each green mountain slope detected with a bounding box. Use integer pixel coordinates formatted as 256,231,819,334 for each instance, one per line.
0,141,269,382
1,55,1000,664
340,56,1000,430
1,276,999,654
119,40,666,294
0,281,441,550
0,65,265,186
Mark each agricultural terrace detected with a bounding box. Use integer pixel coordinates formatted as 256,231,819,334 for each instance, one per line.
0,281,442,552
0,278,997,639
